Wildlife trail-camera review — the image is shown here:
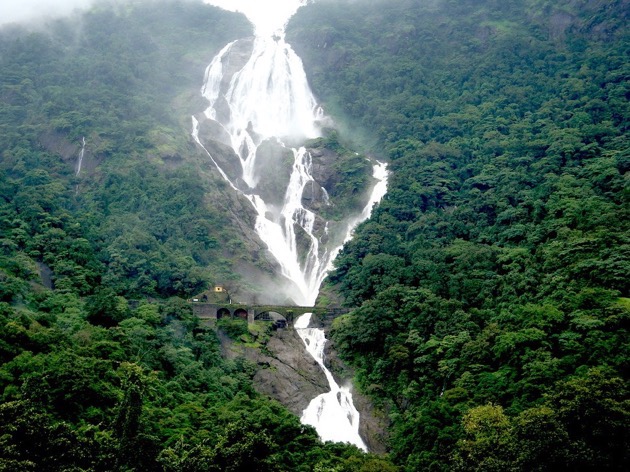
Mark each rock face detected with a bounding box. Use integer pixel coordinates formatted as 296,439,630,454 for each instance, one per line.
39,131,100,176
196,114,244,183
308,146,339,192
252,140,294,207
357,394,388,453
250,329,329,414
218,322,387,452
220,327,328,415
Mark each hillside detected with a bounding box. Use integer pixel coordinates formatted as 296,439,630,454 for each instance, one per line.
0,0,628,470
288,0,629,470
0,1,395,470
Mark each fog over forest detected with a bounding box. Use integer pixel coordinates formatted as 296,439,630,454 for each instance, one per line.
0,0,303,27
0,0,97,26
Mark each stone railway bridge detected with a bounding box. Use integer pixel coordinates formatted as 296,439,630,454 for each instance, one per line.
190,302,350,328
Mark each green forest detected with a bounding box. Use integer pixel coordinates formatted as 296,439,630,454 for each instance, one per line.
0,0,628,470
0,1,392,470
289,0,629,470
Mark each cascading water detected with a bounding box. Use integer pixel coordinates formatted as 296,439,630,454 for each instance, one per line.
295,313,367,451
197,0,388,449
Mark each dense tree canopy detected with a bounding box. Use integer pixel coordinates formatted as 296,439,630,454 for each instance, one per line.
0,0,266,300
289,0,629,470
0,1,397,470
1,0,628,470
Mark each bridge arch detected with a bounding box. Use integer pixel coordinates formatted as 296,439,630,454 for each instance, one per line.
254,311,272,321
217,307,230,319
190,300,351,325
255,311,287,328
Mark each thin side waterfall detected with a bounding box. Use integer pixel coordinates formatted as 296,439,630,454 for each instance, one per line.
197,0,388,449
75,137,85,176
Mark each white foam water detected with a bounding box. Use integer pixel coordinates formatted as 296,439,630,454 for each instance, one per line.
197,0,389,450
295,313,368,451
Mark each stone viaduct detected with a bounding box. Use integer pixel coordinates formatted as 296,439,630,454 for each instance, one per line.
190,302,350,328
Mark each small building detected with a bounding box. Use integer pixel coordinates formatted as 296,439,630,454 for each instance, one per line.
189,285,230,304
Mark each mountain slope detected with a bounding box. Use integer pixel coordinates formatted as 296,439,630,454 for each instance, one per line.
0,0,267,300
288,0,629,470
0,1,398,470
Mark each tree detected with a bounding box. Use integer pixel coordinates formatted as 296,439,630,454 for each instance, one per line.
452,404,515,472
547,368,629,470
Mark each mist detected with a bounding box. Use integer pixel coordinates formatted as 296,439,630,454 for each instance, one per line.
0,0,317,29
0,0,99,26
203,0,307,35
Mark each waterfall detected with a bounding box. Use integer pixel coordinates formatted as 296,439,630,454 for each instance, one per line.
198,0,388,449
75,136,85,176
295,313,367,451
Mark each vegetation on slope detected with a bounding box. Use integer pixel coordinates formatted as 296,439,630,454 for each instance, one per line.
0,1,397,470
1,0,628,468
0,292,395,470
0,0,262,300
288,0,629,470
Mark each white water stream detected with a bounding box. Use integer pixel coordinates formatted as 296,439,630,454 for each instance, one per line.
295,313,368,450
198,0,388,449
75,136,85,176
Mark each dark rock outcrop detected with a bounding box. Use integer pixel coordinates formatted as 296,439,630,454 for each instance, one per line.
250,329,329,415
220,327,328,415
39,131,99,175
308,146,339,192
195,114,244,183
218,319,387,452
252,139,294,207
